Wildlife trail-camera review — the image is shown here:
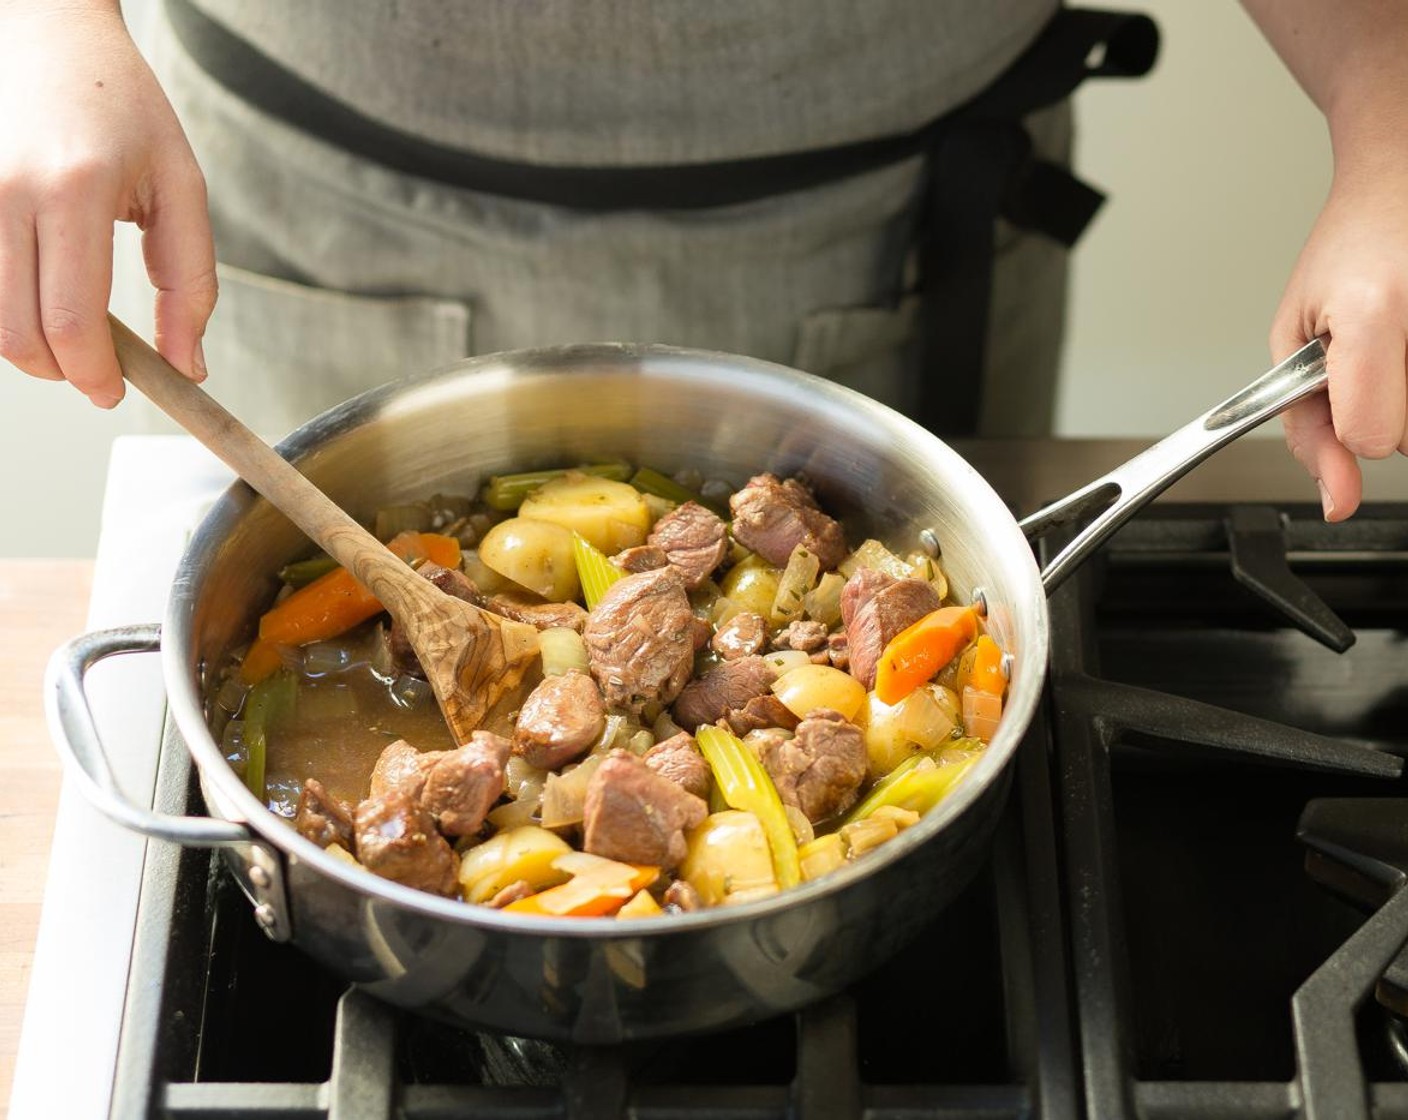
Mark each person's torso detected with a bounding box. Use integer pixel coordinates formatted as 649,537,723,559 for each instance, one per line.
187,0,1057,165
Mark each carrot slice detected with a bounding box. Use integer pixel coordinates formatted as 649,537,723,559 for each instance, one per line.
873,605,978,705
964,635,1007,698
239,637,287,685
242,532,462,684
504,862,659,918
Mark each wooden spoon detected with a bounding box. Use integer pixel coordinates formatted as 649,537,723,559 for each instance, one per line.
107,314,540,744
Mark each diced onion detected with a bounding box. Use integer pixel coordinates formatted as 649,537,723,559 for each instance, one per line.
893,685,958,749
213,674,250,715
539,627,589,677
870,804,921,830
300,639,355,677
784,804,815,846
798,833,846,882
504,755,548,799
801,572,846,629
962,686,1003,743
540,754,605,829
389,674,435,710
617,889,663,918
761,649,812,675
840,814,899,857
771,545,820,624
906,552,949,600
653,709,685,742
838,539,911,580
486,796,542,831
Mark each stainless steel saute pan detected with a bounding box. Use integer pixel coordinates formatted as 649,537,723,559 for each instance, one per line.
46,339,1328,1041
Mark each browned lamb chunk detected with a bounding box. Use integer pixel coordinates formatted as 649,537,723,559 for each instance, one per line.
647,501,729,588
484,592,589,633
663,879,702,912
725,693,800,736
671,655,776,732
294,778,355,852
772,619,828,653
613,544,670,574
839,567,893,630
759,709,867,823
728,474,848,571
826,631,850,672
354,788,459,896
582,750,708,869
843,574,942,689
711,611,767,660
421,731,512,837
486,879,536,908
513,670,606,770
583,567,696,714
369,739,447,800
642,732,711,799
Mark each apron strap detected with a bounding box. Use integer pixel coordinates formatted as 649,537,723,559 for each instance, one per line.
913,8,1160,436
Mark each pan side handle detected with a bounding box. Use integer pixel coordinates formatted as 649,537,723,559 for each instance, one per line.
1019,337,1329,594
45,624,252,847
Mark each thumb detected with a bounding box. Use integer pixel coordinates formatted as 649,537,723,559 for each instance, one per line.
140,159,217,381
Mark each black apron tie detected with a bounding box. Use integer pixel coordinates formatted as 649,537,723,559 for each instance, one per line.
913,8,1160,435
166,1,1159,436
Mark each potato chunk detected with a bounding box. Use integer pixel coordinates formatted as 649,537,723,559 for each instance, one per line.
519,472,651,553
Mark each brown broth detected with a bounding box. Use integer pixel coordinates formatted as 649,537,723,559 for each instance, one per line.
255,622,531,817
262,671,457,816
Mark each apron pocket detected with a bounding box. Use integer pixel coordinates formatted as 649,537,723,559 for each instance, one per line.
190,264,471,438
792,294,921,412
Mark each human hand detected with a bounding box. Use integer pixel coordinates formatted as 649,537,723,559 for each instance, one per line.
0,2,216,408
1270,163,1408,522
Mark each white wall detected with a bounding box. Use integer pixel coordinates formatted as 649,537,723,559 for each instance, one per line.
1059,0,1331,433
0,0,1333,556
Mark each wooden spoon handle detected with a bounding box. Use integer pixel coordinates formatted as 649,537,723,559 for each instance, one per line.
108,314,430,619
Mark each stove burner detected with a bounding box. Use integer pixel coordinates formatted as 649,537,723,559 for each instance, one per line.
1300,798,1408,1020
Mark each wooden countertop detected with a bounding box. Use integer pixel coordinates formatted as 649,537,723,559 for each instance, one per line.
0,561,94,1118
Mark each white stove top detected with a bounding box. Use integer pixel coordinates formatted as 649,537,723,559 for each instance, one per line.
11,437,235,1120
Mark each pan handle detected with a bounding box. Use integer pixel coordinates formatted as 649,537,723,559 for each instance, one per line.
45,624,252,847
1019,336,1329,594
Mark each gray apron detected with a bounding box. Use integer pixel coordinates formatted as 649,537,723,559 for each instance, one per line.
129,2,1115,441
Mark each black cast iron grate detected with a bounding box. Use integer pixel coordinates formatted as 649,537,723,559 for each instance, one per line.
1046,501,1408,1120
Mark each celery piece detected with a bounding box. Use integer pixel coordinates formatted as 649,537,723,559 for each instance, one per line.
572,532,626,609
695,724,801,890
481,463,632,511
841,754,927,826
629,467,729,516
277,553,339,588
844,754,980,826
241,670,297,803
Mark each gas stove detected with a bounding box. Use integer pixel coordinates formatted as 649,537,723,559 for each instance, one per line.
12,436,1408,1119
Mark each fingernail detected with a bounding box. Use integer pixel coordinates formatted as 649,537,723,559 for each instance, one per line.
1316,478,1335,521
191,339,207,382
92,392,124,410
